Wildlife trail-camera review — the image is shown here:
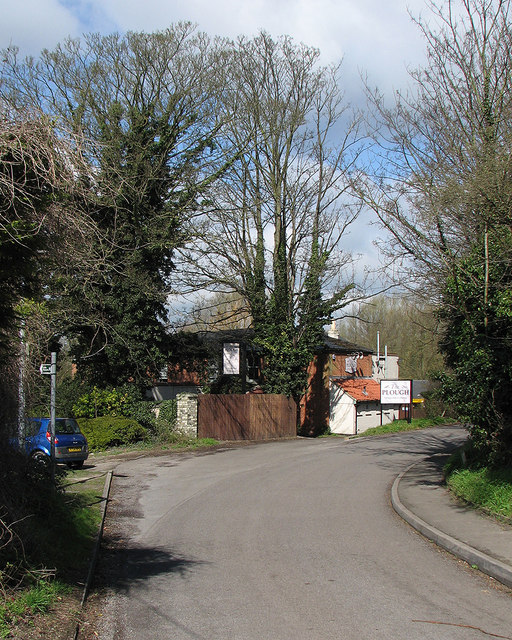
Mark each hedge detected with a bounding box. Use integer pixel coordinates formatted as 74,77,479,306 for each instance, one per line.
77,416,148,450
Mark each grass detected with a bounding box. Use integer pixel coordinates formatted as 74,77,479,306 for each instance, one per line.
89,434,220,456
0,464,105,638
36,480,103,575
445,461,512,520
353,416,450,438
0,433,217,636
0,581,71,638
159,435,219,449
347,415,511,522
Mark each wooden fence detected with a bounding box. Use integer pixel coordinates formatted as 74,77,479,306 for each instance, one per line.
197,394,297,441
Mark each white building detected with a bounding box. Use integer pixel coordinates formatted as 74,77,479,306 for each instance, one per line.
329,378,399,435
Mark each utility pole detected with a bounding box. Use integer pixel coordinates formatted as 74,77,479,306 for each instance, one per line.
50,351,57,482
17,321,26,447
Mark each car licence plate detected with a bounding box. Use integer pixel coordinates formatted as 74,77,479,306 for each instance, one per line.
68,447,81,453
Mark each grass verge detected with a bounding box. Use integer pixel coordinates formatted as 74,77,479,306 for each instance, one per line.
0,581,71,638
89,435,220,457
444,453,512,521
0,466,105,639
1,433,218,636
160,436,219,450
353,416,451,438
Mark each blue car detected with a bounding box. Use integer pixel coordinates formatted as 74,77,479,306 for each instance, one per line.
23,418,89,469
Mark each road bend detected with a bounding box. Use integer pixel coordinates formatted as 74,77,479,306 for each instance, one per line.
85,426,512,640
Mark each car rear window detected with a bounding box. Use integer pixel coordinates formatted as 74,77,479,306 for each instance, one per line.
55,419,81,435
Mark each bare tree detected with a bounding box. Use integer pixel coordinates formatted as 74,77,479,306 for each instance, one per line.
171,33,365,401
360,0,512,294
359,0,512,464
338,295,444,378
175,32,363,327
0,108,105,338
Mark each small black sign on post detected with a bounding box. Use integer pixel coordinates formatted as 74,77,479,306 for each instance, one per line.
40,352,57,481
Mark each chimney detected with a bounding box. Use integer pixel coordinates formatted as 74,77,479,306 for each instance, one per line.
328,320,339,339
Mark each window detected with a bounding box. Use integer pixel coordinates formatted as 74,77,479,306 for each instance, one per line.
246,350,261,382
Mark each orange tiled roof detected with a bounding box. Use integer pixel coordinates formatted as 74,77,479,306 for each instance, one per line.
336,378,381,402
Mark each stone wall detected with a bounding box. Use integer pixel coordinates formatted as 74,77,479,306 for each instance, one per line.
176,392,198,437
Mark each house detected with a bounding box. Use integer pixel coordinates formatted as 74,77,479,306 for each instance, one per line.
372,352,400,380
299,325,374,435
148,328,261,401
148,364,202,401
151,324,404,436
301,323,405,435
329,378,398,435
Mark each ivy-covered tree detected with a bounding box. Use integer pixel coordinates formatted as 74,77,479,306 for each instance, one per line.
258,234,353,403
0,113,71,353
2,24,230,387
437,230,512,466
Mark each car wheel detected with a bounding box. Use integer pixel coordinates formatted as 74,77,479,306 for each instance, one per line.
31,451,50,467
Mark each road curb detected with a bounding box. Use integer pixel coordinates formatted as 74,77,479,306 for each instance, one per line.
74,469,113,639
391,460,512,590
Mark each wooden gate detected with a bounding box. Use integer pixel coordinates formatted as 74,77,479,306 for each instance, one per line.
197,394,297,441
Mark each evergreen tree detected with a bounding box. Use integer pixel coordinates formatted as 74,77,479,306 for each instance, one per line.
2,25,229,386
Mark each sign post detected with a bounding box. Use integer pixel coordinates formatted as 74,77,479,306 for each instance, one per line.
380,379,412,423
40,352,57,480
50,352,56,473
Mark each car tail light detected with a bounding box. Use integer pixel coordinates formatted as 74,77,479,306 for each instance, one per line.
45,431,59,445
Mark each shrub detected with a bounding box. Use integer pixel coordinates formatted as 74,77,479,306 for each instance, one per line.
127,400,157,432
55,378,92,417
73,387,132,419
77,416,147,450
155,399,178,441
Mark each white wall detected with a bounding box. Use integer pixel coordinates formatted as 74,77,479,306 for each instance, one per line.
329,384,356,435
355,402,381,433
354,403,399,433
381,405,399,424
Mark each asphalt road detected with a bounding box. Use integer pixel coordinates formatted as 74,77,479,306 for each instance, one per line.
85,427,512,640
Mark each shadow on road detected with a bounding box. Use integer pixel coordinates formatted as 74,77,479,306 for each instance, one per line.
93,538,205,593
340,426,467,471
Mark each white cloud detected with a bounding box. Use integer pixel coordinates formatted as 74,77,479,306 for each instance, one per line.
0,0,81,54
2,0,430,101
0,0,436,266
96,0,429,109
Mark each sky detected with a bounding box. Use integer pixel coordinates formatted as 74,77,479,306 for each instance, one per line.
1,0,429,101
0,0,434,291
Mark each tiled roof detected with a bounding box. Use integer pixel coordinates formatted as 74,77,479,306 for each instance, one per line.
334,378,381,402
